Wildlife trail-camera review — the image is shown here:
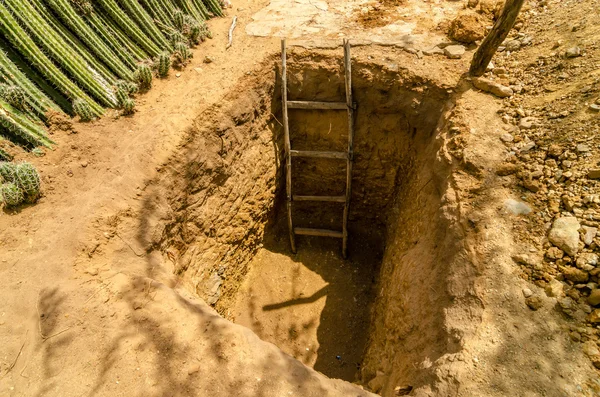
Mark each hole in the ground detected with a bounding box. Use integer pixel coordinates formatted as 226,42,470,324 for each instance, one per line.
157,48,456,391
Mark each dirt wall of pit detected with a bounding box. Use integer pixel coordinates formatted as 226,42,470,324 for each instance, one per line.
153,48,482,395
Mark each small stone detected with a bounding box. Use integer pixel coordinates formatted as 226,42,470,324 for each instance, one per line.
176,73,182,77
563,267,589,283
497,163,519,176
505,198,531,215
588,290,600,307
521,141,536,152
548,217,581,256
547,144,563,158
448,13,487,43
505,39,521,52
546,247,564,260
545,278,564,297
472,77,513,98
588,169,600,179
81,161,88,168
582,341,600,357
500,133,514,143
203,56,214,64
576,253,598,269
512,254,541,268
588,309,600,323
582,226,598,246
444,45,466,59
526,295,543,310
522,178,540,193
589,104,600,112
519,117,537,130
522,288,533,298
423,46,444,56
565,47,582,58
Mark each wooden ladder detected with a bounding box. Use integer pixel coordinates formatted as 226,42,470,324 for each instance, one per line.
280,39,355,258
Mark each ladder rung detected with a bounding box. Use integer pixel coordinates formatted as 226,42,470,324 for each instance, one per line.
294,228,343,238
293,195,346,203
290,150,347,159
287,101,348,110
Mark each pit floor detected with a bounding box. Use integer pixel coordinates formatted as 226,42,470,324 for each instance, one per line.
231,219,382,381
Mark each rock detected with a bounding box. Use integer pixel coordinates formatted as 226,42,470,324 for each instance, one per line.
444,45,466,59
588,169,600,179
589,104,600,112
546,247,564,260
547,144,563,158
368,373,388,393
520,141,536,152
203,56,214,63
563,267,589,283
588,290,600,307
582,226,597,246
559,297,576,314
505,39,521,52
512,253,542,268
526,295,543,310
500,133,514,143
505,198,531,215
448,12,487,43
548,217,581,256
519,117,537,130
522,178,540,193
496,163,519,176
423,46,444,56
576,253,598,269
565,47,582,58
472,77,513,98
588,309,600,323
545,278,564,297
576,144,591,153
582,341,600,357
522,288,533,298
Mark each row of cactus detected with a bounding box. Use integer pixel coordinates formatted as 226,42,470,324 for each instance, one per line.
0,0,221,153
0,161,41,207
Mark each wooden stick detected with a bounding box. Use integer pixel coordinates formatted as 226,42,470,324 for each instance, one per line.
290,150,347,159
342,39,354,259
226,16,238,50
287,101,348,110
281,39,296,253
294,228,343,238
469,0,525,76
1,331,28,377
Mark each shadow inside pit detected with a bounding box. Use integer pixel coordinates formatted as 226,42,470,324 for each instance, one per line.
246,205,384,382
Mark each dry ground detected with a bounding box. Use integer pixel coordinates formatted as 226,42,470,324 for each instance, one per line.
1,0,599,396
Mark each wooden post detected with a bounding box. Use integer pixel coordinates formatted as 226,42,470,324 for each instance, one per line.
469,0,526,77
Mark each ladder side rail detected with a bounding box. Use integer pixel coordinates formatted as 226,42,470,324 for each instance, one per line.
342,39,354,259
281,39,296,253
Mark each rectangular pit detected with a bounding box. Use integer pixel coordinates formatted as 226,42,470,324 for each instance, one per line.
155,46,462,394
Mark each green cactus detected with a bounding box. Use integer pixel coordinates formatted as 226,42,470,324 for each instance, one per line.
0,161,17,183
116,80,139,95
0,147,12,162
0,84,27,111
173,9,185,31
1,182,24,207
71,0,93,15
0,3,104,117
173,42,192,67
43,0,134,81
115,87,129,108
15,162,41,200
169,31,187,46
157,52,171,77
73,99,95,122
134,64,153,89
95,0,163,56
0,104,55,148
122,98,135,115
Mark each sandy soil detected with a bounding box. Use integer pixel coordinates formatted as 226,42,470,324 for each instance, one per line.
1,0,599,396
